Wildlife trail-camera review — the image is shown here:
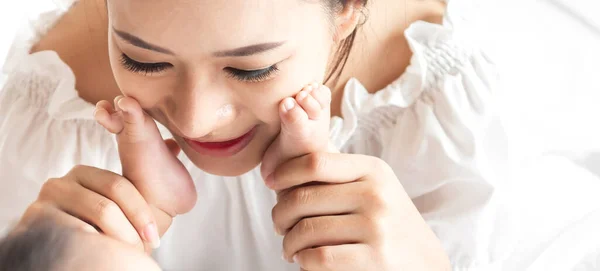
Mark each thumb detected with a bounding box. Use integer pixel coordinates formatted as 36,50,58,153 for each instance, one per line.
164,138,181,157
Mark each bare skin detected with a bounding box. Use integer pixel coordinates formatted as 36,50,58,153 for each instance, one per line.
21,0,452,269
31,0,446,177
32,0,445,116
91,81,333,246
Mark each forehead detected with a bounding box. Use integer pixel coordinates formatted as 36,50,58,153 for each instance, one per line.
107,0,325,54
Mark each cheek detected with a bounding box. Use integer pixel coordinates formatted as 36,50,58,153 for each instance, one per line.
107,40,173,108
248,42,332,124
111,69,174,107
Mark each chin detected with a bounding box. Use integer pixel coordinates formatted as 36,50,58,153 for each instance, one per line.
191,156,262,177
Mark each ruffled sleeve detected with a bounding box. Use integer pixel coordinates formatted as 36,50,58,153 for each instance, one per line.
329,4,514,269
0,1,120,235
0,50,121,234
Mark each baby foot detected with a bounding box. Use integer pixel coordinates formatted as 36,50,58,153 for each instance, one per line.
94,96,197,217
261,82,333,181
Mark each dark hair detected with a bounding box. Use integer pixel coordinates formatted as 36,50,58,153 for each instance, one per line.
324,0,369,86
0,219,73,271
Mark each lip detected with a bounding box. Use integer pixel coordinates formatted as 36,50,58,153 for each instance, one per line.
183,126,257,157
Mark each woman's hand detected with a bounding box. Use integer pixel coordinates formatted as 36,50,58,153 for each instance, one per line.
266,152,451,271
17,164,170,253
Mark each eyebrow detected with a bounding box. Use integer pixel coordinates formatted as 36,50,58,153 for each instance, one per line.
113,27,284,58
113,28,175,55
212,42,285,57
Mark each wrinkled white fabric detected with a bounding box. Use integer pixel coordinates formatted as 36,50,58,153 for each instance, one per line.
1,0,600,270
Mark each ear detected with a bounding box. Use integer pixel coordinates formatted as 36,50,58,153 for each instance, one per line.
333,1,363,42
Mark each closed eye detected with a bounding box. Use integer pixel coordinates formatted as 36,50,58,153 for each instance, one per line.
224,65,279,83
120,53,172,75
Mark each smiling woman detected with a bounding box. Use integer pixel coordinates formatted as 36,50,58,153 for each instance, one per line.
6,0,600,270
101,0,347,176
0,0,497,269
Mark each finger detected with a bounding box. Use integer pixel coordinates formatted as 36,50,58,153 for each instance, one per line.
295,244,373,271
94,100,123,134
47,181,143,249
273,182,364,235
70,165,161,248
20,203,98,234
310,84,332,110
295,85,323,120
266,152,382,191
282,214,370,262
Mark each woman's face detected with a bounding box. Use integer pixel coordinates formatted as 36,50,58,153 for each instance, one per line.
106,0,337,176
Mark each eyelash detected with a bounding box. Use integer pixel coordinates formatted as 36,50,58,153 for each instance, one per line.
224,66,279,83
120,53,279,82
120,54,172,75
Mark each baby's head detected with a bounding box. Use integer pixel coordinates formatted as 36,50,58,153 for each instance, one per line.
104,0,368,176
0,218,160,271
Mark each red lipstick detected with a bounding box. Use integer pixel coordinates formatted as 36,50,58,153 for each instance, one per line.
184,127,257,157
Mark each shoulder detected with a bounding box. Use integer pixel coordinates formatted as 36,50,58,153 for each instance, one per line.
331,0,500,158
327,4,513,266
0,49,120,234
0,17,119,184
0,59,119,179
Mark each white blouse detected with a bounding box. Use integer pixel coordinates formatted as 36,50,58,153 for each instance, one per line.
1,1,600,270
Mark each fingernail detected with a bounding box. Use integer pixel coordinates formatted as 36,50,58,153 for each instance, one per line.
283,98,295,113
274,224,282,236
282,251,294,263
265,174,275,189
113,96,123,109
293,254,299,263
117,98,127,113
143,222,161,249
92,108,99,118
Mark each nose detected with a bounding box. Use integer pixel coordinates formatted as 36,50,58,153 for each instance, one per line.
164,79,236,139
